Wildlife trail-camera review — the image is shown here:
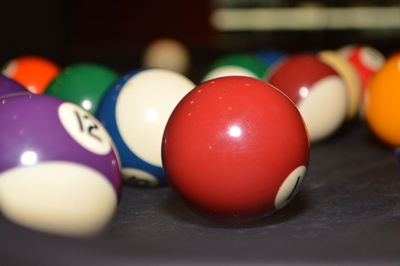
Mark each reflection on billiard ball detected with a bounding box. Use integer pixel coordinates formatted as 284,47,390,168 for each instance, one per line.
0,94,121,236
2,55,60,94
268,53,348,142
97,68,195,187
365,53,400,147
0,74,28,97
46,63,118,115
202,53,268,82
162,76,309,224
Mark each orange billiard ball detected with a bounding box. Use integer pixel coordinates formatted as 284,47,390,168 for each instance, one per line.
365,54,400,147
2,55,60,94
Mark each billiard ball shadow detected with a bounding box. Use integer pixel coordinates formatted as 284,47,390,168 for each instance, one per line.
365,130,389,149
333,119,361,139
362,123,398,153
311,119,360,147
364,130,400,166
161,190,310,229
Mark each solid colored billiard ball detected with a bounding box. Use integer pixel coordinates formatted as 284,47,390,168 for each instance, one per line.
0,74,28,97
255,50,286,67
2,55,60,94
46,63,118,114
0,94,121,236
338,45,385,95
318,50,361,120
97,68,195,187
365,54,400,147
162,76,309,223
142,38,190,74
202,53,268,82
267,53,348,142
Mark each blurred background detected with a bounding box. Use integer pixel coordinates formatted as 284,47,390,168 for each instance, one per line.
1,0,400,78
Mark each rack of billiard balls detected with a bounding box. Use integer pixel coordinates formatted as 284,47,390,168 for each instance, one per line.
0,40,397,237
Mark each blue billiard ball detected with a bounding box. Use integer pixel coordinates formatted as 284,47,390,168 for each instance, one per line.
255,50,287,67
254,50,287,77
97,68,195,187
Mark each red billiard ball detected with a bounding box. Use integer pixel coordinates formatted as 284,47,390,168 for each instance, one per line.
162,76,309,223
267,53,348,142
338,45,385,96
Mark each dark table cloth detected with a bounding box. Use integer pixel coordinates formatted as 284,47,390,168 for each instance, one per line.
1,121,400,265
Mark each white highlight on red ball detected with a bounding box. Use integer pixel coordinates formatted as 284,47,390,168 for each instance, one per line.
274,165,307,210
0,161,117,236
115,69,195,167
298,76,347,142
299,86,309,98
202,66,258,82
59,102,112,155
228,125,242,137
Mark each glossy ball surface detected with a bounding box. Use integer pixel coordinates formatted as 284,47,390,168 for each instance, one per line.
0,94,121,236
162,76,309,223
97,68,195,187
0,74,28,97
46,63,118,114
268,54,348,142
2,55,60,94
202,53,268,82
365,54,400,147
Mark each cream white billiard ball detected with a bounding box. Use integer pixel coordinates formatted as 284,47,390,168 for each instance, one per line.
202,53,268,82
97,68,195,187
142,38,190,74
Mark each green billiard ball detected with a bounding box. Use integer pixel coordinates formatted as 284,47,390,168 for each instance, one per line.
46,63,118,114
203,53,268,82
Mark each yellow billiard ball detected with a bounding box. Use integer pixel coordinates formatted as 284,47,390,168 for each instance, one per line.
319,50,361,120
